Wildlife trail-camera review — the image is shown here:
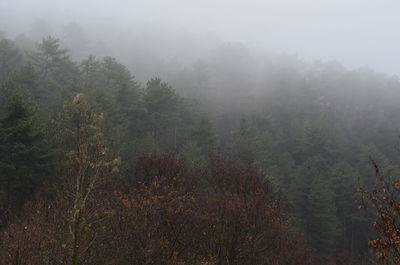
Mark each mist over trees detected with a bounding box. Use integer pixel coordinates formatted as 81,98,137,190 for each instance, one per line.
0,13,400,265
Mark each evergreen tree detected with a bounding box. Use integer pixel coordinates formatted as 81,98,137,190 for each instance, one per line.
300,120,336,161
191,117,215,155
329,161,370,254
268,152,295,190
0,38,22,82
181,140,207,172
232,116,261,163
29,36,79,115
29,36,70,79
0,95,53,215
356,143,389,192
143,78,181,150
0,65,42,110
290,156,339,254
83,56,142,158
308,177,339,254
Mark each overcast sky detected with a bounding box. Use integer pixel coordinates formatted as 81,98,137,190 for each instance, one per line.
1,0,399,75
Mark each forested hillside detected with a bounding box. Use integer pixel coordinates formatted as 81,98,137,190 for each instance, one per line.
1,26,400,264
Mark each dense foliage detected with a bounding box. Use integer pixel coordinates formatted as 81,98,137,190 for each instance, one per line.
1,29,400,264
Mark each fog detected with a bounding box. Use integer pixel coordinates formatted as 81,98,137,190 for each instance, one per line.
1,0,399,76
3,1,400,261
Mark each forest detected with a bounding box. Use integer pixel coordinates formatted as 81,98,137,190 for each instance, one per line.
1,14,400,265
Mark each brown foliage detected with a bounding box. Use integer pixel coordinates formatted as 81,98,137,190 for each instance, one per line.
195,156,314,265
133,153,186,183
0,153,315,265
360,162,400,264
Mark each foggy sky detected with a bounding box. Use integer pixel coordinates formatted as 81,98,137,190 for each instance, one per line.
1,0,399,76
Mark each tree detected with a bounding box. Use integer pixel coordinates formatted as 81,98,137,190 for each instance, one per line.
291,156,339,255
269,152,295,190
360,162,400,264
0,95,52,219
330,161,369,255
0,65,44,112
308,177,339,254
191,117,215,155
0,38,22,82
79,55,144,159
29,36,70,79
62,93,119,265
357,143,388,189
181,140,207,173
29,36,79,115
199,156,315,265
232,116,261,163
0,93,119,264
143,78,181,150
299,120,337,162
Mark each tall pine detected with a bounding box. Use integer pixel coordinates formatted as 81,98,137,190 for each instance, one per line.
0,95,52,216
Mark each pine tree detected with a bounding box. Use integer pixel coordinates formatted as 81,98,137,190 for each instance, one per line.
308,177,339,254
0,65,42,110
268,152,295,190
181,140,207,172
290,156,339,254
192,117,215,155
232,116,261,163
28,36,79,116
29,36,70,79
0,38,22,82
300,120,336,161
0,95,52,214
330,161,370,255
357,143,388,189
143,78,181,149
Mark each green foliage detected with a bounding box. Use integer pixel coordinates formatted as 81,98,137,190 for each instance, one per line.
291,156,339,254
28,36,70,78
0,95,53,214
1,29,400,262
308,177,339,253
232,116,261,163
191,117,215,155
300,120,336,160
0,38,22,81
181,140,207,171
143,78,182,149
27,36,79,116
79,56,143,158
267,152,295,190
0,65,41,109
